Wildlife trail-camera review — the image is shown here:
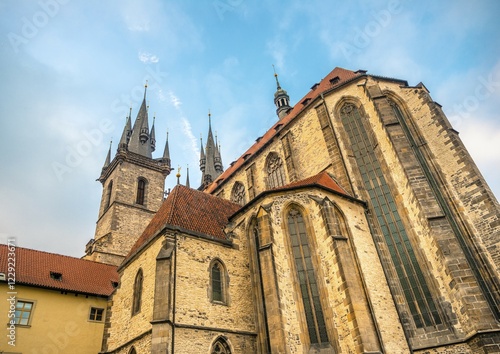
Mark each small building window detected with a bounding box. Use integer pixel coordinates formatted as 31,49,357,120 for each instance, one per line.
15,300,34,326
210,260,228,304
128,347,137,354
136,178,146,205
89,307,104,321
50,271,62,281
132,269,143,315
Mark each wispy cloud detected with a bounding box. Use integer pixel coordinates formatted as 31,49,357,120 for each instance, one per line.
138,51,159,63
168,90,198,158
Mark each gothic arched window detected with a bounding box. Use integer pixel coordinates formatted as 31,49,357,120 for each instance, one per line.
339,102,442,328
265,152,286,189
105,180,113,209
128,347,137,354
287,208,329,344
230,182,246,206
210,336,231,354
136,178,147,205
132,269,143,315
210,259,228,304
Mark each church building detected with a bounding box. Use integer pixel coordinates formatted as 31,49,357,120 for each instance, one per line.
89,67,500,353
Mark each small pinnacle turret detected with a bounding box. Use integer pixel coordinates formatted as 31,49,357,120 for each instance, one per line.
273,65,292,120
150,115,156,152
102,140,112,170
199,111,224,189
186,165,190,188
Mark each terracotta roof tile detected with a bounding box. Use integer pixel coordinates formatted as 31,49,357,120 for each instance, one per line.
124,185,241,263
273,170,350,196
0,245,119,296
206,67,364,193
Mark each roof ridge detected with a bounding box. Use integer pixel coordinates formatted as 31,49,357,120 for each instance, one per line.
0,244,117,268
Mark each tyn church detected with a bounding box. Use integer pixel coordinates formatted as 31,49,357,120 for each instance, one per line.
85,67,500,353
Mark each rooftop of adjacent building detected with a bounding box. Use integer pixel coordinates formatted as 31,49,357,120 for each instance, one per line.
0,244,119,297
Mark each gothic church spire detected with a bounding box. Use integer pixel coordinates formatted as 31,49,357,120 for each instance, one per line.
199,111,224,189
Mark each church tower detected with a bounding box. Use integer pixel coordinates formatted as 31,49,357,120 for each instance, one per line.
199,112,223,189
84,84,172,266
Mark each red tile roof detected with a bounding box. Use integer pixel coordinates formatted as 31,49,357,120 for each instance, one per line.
272,170,350,196
123,185,241,265
0,245,119,296
206,67,364,194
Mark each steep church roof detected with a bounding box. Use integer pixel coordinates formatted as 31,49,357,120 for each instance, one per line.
0,245,119,296
205,67,364,193
122,185,241,267
271,170,350,196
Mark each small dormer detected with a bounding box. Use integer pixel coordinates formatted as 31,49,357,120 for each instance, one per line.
50,271,63,281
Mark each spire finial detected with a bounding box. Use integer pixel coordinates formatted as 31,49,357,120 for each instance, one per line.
273,64,281,89
144,80,148,99
208,109,212,128
176,166,181,185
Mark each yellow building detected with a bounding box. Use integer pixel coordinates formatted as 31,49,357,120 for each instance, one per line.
0,244,118,354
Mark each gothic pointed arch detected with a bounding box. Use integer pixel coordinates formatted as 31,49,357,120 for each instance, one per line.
128,347,137,354
209,258,229,305
132,268,143,315
136,177,148,205
210,335,232,354
265,152,286,189
285,204,329,345
338,100,444,329
230,181,246,206
105,180,113,210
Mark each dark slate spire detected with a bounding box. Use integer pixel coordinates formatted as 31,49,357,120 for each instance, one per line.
150,114,156,152
103,140,112,169
128,83,152,158
273,65,291,120
200,111,224,188
186,165,190,188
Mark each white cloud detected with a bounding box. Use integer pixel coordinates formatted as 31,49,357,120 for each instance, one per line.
138,52,159,64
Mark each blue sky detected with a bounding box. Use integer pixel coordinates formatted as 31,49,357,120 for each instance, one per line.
1,0,499,257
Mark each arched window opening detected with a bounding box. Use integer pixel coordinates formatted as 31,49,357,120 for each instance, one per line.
265,152,286,189
128,347,137,354
136,178,146,205
211,336,231,354
105,181,113,209
132,269,143,315
230,182,246,206
339,102,442,328
210,260,228,304
288,208,329,344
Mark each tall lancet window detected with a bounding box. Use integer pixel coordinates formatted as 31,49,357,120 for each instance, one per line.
105,181,113,209
288,208,329,344
340,102,442,328
136,178,146,205
265,152,286,189
210,259,228,304
132,269,143,315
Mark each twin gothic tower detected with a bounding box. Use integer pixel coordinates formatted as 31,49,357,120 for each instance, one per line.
85,80,289,265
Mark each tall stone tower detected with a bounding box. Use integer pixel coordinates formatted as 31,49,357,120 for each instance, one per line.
199,112,223,189
84,85,171,266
